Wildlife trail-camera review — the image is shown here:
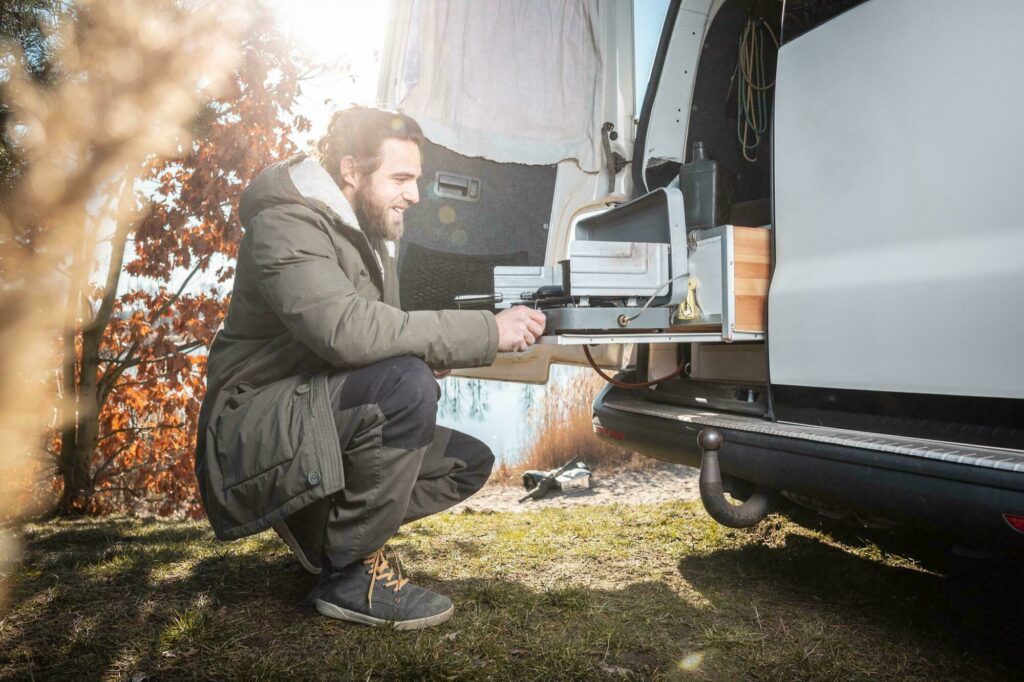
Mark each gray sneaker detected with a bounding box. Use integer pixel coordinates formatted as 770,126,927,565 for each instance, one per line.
314,548,454,630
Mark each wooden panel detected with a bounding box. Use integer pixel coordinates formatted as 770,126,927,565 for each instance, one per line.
665,226,771,335
734,227,771,332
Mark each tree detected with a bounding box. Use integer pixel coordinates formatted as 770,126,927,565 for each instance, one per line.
0,0,68,199
0,0,245,609
50,10,310,515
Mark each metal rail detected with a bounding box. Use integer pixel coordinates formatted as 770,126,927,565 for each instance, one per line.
538,331,764,346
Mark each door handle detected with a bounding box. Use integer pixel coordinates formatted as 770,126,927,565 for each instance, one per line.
435,172,481,202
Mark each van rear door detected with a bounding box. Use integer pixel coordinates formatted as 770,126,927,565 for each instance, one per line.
377,0,637,382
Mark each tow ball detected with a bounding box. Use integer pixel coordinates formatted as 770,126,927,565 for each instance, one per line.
697,428,776,528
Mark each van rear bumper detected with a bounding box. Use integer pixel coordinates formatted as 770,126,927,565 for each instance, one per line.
593,385,1024,545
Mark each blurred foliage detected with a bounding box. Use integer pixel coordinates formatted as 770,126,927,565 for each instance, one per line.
0,1,69,200
42,5,312,516
0,0,256,610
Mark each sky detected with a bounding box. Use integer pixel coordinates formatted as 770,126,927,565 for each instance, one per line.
272,0,391,145
634,0,673,112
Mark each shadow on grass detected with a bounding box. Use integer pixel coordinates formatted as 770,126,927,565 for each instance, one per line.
3,519,320,680
26,520,209,548
678,528,1024,678
3,514,1022,680
2,519,699,680
775,504,1024,671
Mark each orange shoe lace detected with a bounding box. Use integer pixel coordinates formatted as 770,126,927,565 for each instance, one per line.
363,547,409,610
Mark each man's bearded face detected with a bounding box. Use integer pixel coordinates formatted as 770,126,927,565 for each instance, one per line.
353,181,404,242
352,139,421,242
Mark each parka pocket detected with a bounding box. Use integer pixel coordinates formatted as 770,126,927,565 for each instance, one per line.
215,379,313,490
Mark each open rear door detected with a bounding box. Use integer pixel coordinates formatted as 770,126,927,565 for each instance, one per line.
378,0,637,382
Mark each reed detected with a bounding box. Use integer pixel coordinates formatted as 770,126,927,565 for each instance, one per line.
494,369,652,483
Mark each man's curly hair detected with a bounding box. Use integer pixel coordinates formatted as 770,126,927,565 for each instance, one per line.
317,106,424,188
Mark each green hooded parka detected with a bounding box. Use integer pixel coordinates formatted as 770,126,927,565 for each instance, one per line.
195,155,498,540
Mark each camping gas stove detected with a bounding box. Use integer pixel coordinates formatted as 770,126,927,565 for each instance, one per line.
493,188,687,333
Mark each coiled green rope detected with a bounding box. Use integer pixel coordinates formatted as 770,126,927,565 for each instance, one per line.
735,18,779,162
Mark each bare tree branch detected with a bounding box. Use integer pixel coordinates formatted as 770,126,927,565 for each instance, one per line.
91,439,141,484
98,421,184,442
99,254,210,387
92,485,144,499
83,174,136,335
109,340,205,371
97,339,204,405
30,445,60,463
151,254,211,320
113,372,190,388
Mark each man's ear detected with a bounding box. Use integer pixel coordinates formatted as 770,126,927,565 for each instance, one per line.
338,155,360,190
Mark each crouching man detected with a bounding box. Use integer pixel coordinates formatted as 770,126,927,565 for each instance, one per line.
195,106,546,630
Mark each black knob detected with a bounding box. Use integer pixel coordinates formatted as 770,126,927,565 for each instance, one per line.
698,428,722,451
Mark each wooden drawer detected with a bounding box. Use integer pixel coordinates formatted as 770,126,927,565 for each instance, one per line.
669,225,771,337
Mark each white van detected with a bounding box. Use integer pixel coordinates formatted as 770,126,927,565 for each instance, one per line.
378,0,1024,547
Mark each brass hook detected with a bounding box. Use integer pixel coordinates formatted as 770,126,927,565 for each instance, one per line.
677,278,701,321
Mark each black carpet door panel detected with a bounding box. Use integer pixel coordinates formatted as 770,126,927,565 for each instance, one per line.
398,140,556,310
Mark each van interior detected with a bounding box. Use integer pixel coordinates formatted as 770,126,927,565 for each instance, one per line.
395,1,1019,450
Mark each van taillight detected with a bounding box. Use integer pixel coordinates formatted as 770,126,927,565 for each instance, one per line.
1003,514,1024,534
594,424,624,440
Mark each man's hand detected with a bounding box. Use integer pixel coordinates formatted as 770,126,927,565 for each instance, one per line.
495,306,547,352
433,369,451,380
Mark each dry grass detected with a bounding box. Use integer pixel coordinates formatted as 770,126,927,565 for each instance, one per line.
491,370,654,485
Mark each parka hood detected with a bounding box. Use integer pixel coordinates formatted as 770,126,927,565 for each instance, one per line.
238,154,362,232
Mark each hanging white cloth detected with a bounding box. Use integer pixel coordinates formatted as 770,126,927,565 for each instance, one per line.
380,0,605,171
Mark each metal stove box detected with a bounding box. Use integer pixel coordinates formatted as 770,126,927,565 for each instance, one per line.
493,265,563,309
566,241,671,298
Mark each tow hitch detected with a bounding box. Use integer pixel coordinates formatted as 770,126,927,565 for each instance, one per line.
697,428,776,528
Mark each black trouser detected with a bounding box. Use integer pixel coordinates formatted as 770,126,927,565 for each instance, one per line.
285,357,494,578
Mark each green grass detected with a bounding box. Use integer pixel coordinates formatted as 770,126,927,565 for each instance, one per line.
1,502,1021,680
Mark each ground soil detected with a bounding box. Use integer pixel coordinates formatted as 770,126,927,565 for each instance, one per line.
456,463,700,513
